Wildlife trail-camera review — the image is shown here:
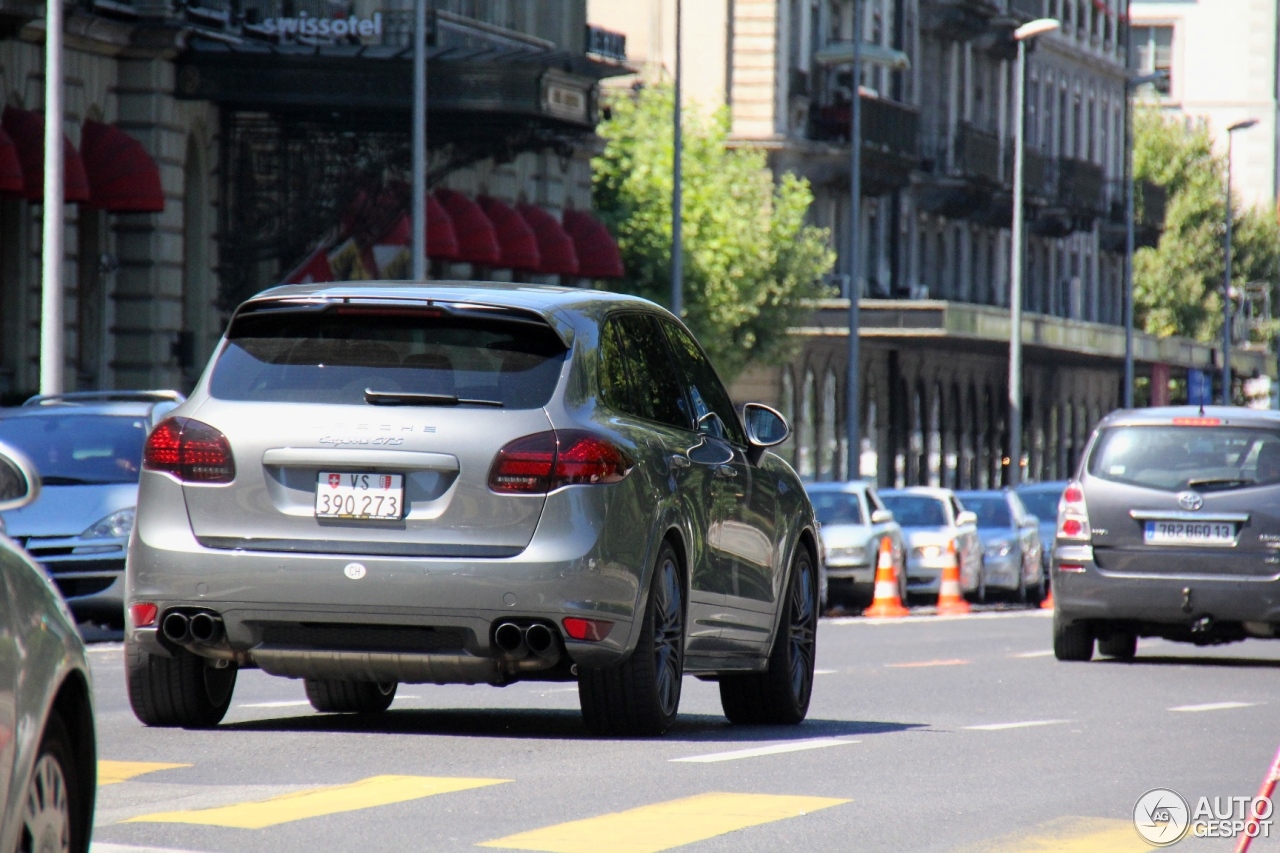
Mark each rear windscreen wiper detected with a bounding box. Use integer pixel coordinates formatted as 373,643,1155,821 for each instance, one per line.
364,389,504,408
1185,477,1254,492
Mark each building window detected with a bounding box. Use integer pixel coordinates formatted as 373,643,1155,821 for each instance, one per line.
1131,26,1173,95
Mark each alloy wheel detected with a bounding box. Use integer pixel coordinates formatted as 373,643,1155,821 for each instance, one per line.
652,555,684,717
20,754,71,853
787,560,817,700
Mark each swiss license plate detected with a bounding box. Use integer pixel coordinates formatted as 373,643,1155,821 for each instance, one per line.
1143,520,1235,546
315,472,404,519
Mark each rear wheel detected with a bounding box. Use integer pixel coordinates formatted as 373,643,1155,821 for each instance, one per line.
720,546,817,726
126,639,236,728
305,679,397,714
1098,631,1137,660
18,713,85,853
578,541,685,736
1053,614,1094,661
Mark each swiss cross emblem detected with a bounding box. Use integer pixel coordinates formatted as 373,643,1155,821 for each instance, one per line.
381,475,392,489
328,474,341,488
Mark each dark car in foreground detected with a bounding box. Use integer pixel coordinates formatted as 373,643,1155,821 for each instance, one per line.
0,442,97,853
1053,406,1280,661
0,391,182,627
126,281,820,737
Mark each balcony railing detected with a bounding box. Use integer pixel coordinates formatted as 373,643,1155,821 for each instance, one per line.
955,123,1001,184
1058,158,1105,215
919,0,1001,39
1008,0,1045,20
810,95,920,161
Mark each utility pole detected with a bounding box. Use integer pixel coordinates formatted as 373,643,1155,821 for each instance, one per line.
671,0,683,316
844,0,863,481
411,0,427,281
39,0,64,395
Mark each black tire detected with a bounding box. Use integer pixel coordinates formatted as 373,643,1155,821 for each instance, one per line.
719,546,818,726
126,639,236,728
18,712,88,853
305,679,397,713
578,540,685,737
1098,631,1138,660
1017,559,1028,604
1053,614,1094,661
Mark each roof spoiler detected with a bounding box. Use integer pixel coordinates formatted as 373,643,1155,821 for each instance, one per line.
22,390,186,407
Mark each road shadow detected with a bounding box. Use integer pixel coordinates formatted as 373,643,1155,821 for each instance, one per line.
1098,655,1280,670
221,707,926,743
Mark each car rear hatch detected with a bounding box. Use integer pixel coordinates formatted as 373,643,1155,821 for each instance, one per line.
1083,419,1280,579
180,297,570,558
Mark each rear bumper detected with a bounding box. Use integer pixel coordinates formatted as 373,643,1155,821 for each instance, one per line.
982,554,1022,591
39,554,125,623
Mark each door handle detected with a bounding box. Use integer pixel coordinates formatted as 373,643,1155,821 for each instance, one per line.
715,464,738,478
670,454,691,469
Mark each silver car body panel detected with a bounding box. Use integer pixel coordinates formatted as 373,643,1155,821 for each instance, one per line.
881,487,982,594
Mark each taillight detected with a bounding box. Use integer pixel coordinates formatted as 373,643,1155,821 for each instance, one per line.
563,617,614,641
130,602,158,627
488,430,632,494
143,418,236,483
1056,480,1090,542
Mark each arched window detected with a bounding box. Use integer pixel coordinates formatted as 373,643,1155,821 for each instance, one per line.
779,368,796,464
819,369,838,481
798,369,817,479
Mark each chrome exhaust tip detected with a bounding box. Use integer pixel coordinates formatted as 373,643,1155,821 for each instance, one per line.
161,611,191,645
189,612,224,644
493,621,528,659
524,623,557,659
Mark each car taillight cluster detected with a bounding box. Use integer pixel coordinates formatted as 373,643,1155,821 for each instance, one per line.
143,418,236,484
488,430,632,494
1057,481,1091,542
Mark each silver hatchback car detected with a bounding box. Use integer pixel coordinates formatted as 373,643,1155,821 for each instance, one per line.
126,282,820,736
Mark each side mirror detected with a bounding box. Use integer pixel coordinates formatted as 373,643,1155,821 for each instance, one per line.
870,509,894,524
0,442,40,512
955,510,977,528
742,403,790,448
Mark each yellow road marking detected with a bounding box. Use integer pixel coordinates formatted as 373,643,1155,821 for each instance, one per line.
952,817,1148,853
98,761,191,786
478,792,849,853
125,775,509,829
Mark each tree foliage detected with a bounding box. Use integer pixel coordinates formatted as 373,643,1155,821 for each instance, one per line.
592,83,835,380
1133,109,1280,343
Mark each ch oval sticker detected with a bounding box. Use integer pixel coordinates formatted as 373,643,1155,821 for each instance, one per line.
343,562,367,580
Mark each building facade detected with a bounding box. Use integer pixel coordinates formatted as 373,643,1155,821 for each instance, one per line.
1129,0,1279,209
0,0,624,403
589,0,1268,487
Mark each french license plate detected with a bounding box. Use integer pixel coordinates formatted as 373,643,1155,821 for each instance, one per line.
1143,520,1235,546
315,472,404,519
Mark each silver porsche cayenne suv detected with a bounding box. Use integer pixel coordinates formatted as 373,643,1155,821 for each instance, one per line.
125,282,820,736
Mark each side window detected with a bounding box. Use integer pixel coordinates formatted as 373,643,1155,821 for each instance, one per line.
657,318,747,445
616,314,693,431
599,318,639,417
867,488,886,514
951,497,965,522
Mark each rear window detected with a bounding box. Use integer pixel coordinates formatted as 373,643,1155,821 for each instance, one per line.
1087,425,1280,492
960,496,1012,528
0,414,147,485
209,306,568,409
880,494,949,527
1017,489,1062,521
808,491,864,526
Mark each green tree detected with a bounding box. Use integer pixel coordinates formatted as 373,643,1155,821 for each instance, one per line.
1133,109,1280,344
593,83,835,381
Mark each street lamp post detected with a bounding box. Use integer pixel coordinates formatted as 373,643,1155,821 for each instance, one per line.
39,0,64,395
844,0,863,481
411,0,427,281
671,0,683,316
1222,118,1259,405
1007,18,1059,488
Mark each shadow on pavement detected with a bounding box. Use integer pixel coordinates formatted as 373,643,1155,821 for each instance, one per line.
221,707,926,742
1099,655,1280,669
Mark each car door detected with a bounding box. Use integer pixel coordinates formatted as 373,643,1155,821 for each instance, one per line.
0,547,20,829
658,318,780,651
1008,492,1040,580
611,314,724,653
951,494,981,579
867,487,904,570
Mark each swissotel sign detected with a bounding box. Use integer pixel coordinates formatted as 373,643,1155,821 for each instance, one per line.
260,12,384,40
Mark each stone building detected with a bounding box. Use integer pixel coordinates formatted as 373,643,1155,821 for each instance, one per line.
590,0,1269,486
0,0,625,402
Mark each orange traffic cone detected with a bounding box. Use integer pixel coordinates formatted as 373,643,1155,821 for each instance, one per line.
935,539,971,615
864,536,909,618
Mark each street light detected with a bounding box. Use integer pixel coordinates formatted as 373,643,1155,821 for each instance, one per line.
1222,117,1259,405
671,0,683,316
39,0,64,394
1006,17,1060,488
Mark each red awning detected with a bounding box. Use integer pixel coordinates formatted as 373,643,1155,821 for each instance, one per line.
80,119,164,212
516,204,579,276
434,189,501,265
427,193,460,260
0,127,24,196
563,210,624,278
478,196,540,271
2,106,90,203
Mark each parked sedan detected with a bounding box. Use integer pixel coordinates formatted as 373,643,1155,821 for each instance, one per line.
805,481,905,606
1015,480,1067,574
0,391,183,627
126,282,820,737
879,488,982,598
0,442,97,853
956,490,1044,603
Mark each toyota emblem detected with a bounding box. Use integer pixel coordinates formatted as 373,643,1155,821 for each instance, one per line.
1177,491,1204,511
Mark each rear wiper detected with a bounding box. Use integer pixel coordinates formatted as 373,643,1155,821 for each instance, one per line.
1185,477,1254,492
364,389,504,408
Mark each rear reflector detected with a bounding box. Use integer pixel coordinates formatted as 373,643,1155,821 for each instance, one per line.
562,617,614,642
1172,417,1221,426
144,417,236,483
1058,564,1086,573
488,430,632,494
130,602,158,627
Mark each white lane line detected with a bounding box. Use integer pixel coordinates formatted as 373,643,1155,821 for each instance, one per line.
1169,701,1259,713
92,844,209,853
825,609,1052,626
236,700,312,709
965,719,1070,731
814,669,838,675
1011,650,1054,658
671,737,860,763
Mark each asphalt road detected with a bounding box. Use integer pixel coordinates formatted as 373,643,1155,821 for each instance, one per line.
84,610,1280,853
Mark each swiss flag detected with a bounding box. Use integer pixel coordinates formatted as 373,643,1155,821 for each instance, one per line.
328,474,341,488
